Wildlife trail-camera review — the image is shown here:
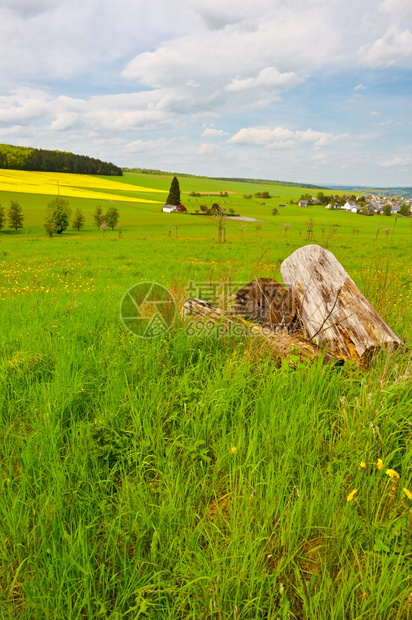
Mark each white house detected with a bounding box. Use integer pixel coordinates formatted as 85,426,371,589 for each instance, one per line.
162,205,177,213
342,201,357,211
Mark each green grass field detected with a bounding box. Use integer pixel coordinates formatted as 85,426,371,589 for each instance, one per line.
1,172,411,618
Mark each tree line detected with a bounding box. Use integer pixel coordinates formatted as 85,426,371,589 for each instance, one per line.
44,200,121,237
0,199,121,236
0,144,122,176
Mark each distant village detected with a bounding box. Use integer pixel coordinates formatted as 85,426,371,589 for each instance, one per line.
297,192,412,216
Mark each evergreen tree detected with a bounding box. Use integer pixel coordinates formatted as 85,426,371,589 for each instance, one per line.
0,204,4,230
46,197,71,234
8,201,24,231
93,205,105,229
72,208,86,231
106,206,120,230
166,176,181,206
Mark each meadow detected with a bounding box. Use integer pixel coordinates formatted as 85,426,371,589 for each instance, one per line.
0,171,411,619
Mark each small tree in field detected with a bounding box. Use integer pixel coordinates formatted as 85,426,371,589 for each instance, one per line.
383,204,392,216
44,217,56,238
8,201,24,231
106,206,120,230
281,222,292,237
72,208,85,231
0,204,5,230
166,176,181,206
213,210,226,244
93,205,105,229
46,197,71,234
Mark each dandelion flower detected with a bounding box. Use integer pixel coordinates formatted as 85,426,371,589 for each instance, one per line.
360,461,366,469
376,459,384,471
231,447,238,455
403,488,412,500
385,469,400,480
347,489,358,502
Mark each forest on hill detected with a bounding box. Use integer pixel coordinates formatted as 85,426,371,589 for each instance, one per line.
123,167,325,189
0,144,122,176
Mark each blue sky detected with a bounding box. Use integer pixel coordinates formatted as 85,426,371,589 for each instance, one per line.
0,0,411,186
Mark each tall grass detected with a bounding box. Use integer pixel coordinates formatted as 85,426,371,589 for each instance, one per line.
0,281,411,618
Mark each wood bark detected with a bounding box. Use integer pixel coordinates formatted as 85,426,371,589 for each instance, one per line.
233,278,296,327
280,244,402,359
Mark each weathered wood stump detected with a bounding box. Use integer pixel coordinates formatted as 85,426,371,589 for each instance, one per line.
233,278,296,328
280,244,402,359
182,298,341,364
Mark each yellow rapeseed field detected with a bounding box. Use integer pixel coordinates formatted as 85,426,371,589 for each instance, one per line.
0,169,165,203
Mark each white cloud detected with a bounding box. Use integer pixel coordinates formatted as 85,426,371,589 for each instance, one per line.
225,67,302,92
0,0,188,83
378,156,412,167
201,128,227,137
377,0,412,21
0,0,54,18
228,126,348,148
122,2,341,118
359,27,412,66
0,88,185,142
353,83,366,90
197,143,219,154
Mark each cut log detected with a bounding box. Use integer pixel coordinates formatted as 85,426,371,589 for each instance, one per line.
182,298,342,364
280,244,402,359
233,278,296,328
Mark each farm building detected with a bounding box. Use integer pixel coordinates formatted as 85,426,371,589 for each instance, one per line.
162,204,187,213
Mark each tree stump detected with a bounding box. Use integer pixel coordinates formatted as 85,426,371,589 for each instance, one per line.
182,298,340,364
233,278,296,328
280,245,402,359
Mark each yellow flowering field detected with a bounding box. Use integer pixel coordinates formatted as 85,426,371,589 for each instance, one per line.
0,169,165,203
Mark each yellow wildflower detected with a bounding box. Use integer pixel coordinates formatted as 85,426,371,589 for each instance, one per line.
347,489,358,502
403,488,412,500
231,447,238,455
386,469,400,480
376,459,384,471
360,461,366,469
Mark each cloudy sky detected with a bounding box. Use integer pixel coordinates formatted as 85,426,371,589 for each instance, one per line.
0,0,411,186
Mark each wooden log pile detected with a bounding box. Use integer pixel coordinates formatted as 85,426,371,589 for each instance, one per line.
182,245,402,365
